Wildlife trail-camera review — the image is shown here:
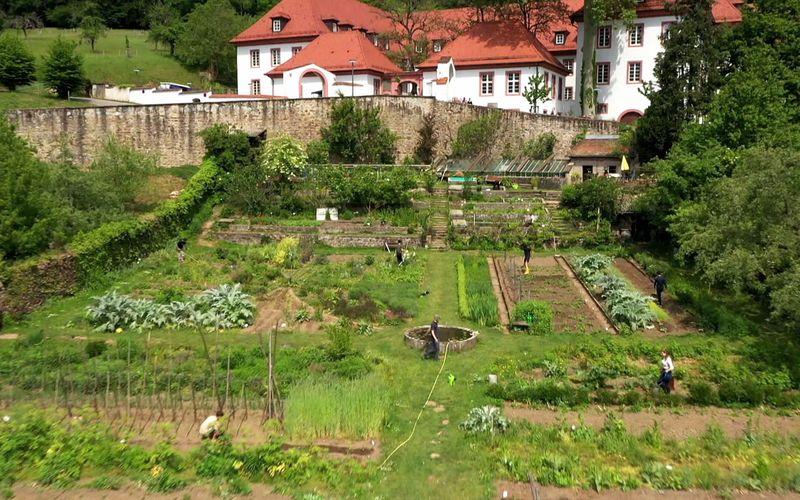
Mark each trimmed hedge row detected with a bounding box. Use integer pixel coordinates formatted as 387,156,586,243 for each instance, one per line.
0,160,220,317
69,160,219,280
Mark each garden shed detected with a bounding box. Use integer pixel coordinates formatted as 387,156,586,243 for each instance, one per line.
568,135,629,181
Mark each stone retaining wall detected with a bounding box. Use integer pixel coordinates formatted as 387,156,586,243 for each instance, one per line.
6,97,617,166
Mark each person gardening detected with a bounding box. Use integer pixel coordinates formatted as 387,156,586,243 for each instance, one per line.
654,272,667,306
396,242,404,265
657,350,675,394
521,241,532,275
423,315,441,360
199,410,224,440
176,238,187,264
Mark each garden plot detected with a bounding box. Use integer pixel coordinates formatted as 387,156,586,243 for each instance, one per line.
613,257,699,334
495,255,610,332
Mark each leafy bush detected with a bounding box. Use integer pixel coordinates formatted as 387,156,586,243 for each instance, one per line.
85,340,108,358
199,124,254,173
512,300,553,335
259,135,308,183
320,166,417,211
460,406,509,435
306,140,330,165
499,380,591,406
688,382,720,406
321,98,397,163
452,112,501,158
326,319,353,359
560,177,621,221
541,358,567,378
521,132,557,159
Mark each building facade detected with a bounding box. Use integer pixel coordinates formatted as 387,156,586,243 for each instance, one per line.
231,0,742,120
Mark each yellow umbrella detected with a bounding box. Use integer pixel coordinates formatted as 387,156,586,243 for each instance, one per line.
621,155,630,172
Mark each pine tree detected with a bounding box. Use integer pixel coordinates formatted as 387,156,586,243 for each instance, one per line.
0,32,36,91
42,37,85,99
634,0,723,162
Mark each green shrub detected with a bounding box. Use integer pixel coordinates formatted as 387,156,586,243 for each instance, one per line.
503,380,590,406
87,475,123,490
460,406,509,435
452,112,501,158
688,382,720,406
512,300,554,335
560,177,620,221
321,98,396,163
85,340,108,358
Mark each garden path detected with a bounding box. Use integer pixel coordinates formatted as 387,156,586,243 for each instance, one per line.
504,404,800,439
614,258,699,335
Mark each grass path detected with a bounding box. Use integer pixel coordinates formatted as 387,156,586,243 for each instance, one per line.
357,251,572,499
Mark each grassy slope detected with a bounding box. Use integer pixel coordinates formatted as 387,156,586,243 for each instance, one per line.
1,28,206,111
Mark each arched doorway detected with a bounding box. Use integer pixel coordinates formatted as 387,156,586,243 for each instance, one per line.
299,70,327,98
398,80,419,96
619,110,643,124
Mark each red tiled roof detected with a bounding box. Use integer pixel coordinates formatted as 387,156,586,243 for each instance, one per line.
267,31,402,76
231,0,394,45
417,20,567,73
570,138,627,158
572,0,742,23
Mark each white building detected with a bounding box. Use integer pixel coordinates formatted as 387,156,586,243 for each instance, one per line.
417,21,572,115
230,0,743,121
265,31,402,98
571,0,742,122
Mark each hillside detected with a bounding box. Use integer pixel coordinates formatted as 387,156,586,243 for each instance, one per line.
0,28,209,111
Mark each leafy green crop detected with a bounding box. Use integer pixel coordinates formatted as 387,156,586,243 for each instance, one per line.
86,283,255,332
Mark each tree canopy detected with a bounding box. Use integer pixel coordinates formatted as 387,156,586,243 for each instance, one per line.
0,32,36,91
41,36,85,98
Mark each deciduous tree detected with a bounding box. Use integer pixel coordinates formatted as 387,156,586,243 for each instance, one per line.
175,0,250,82
634,0,723,162
522,72,550,113
148,1,184,56
80,15,108,52
321,98,397,164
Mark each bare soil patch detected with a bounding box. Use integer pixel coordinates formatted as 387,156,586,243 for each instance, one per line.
613,258,699,335
495,256,609,332
504,404,800,439
246,287,334,333
0,333,19,340
496,481,800,500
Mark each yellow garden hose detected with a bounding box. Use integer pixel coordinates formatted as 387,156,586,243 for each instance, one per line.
379,342,450,470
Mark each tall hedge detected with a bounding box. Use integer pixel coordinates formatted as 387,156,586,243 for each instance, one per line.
69,159,219,279
1,160,220,316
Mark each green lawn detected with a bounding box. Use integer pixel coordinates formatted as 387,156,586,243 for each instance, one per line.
20,28,204,87
0,85,89,112
1,28,209,111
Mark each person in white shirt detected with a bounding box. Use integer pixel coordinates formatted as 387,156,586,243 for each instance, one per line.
199,410,224,440
658,350,675,393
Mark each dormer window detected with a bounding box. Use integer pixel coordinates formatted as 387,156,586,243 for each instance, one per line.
324,19,338,32
554,32,567,45
433,40,443,52
340,24,352,31
272,19,282,32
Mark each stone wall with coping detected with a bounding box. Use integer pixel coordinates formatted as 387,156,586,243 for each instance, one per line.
6,97,618,166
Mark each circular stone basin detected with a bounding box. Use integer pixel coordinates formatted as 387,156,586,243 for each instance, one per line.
404,325,479,352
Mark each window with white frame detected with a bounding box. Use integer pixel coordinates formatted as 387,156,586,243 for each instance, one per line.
506,71,520,94
480,72,494,96
251,79,261,95
596,62,610,85
628,24,644,46
563,58,574,75
271,48,281,66
373,78,381,95
555,32,567,45
627,61,642,83
433,40,443,52
272,19,282,32
597,25,611,48
564,86,574,100
250,49,260,68
292,46,301,57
